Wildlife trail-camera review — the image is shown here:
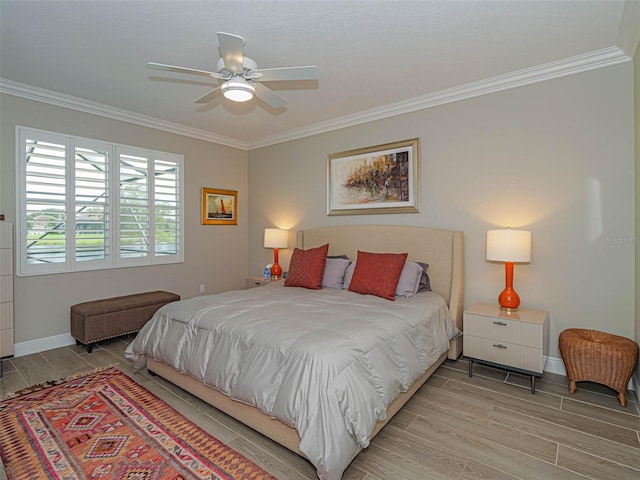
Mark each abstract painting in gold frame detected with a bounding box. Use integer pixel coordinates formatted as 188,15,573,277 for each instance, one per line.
327,138,420,215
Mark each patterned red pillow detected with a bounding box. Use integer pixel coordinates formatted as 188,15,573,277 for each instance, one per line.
284,244,329,289
348,251,408,301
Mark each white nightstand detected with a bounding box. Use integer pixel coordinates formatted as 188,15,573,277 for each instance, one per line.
463,303,548,393
245,277,282,289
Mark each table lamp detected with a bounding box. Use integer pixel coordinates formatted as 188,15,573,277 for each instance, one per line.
486,228,531,312
264,228,288,279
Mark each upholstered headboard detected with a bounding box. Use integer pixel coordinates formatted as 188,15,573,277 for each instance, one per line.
297,225,464,359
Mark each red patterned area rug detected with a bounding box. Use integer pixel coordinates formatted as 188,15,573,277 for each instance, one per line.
0,367,276,479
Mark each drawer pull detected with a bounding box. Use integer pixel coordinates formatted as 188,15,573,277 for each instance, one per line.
492,344,507,349
493,321,508,326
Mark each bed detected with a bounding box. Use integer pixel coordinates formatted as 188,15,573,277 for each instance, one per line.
125,225,464,480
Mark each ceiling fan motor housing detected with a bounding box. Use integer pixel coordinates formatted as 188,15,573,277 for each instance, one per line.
216,57,258,76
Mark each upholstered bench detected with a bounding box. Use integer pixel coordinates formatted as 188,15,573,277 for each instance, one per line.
71,291,180,353
559,328,638,406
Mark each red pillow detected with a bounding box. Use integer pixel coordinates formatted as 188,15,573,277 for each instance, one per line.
348,251,408,301
284,244,329,289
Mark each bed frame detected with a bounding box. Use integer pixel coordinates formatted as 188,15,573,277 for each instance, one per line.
147,225,464,460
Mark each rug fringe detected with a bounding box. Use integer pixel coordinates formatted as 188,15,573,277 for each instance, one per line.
0,364,120,401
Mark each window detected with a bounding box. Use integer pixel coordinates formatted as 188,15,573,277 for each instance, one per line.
17,127,184,276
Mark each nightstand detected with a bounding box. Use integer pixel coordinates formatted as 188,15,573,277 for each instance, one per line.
245,277,282,289
463,303,548,393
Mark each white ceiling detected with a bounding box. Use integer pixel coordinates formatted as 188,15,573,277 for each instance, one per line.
1,1,638,149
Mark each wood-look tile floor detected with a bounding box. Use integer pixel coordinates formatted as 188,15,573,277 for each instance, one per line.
1,337,639,480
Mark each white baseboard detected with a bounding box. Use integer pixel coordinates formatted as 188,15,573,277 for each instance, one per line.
14,333,76,357
543,355,567,376
545,354,636,392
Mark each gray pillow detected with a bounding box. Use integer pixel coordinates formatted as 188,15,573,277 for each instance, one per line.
322,258,351,289
343,260,356,289
416,261,431,292
395,261,424,297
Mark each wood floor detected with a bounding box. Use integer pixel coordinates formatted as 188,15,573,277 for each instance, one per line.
1,336,639,480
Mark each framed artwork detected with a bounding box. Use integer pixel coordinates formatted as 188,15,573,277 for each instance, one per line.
201,188,237,225
327,138,420,215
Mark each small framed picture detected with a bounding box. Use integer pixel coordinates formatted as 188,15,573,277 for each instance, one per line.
201,188,237,225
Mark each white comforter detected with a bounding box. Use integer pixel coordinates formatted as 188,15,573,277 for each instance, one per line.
124,283,460,480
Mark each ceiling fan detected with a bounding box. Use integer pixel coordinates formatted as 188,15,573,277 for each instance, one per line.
147,32,319,109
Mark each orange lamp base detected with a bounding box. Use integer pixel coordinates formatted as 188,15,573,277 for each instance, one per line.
270,248,283,279
498,261,521,312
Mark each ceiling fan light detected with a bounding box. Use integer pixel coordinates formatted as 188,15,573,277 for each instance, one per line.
221,77,255,102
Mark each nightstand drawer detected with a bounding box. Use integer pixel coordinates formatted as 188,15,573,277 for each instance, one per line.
245,277,283,289
246,278,269,289
464,313,542,348
464,336,544,373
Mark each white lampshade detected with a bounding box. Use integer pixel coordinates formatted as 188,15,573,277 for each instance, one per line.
264,228,288,249
486,229,531,263
221,77,255,102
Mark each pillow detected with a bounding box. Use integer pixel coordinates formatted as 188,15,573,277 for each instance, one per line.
322,257,351,289
344,258,431,293
327,254,349,260
284,244,329,289
395,261,424,297
348,251,408,301
416,261,432,292
342,261,356,289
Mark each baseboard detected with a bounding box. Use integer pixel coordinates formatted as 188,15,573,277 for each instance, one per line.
14,333,76,357
545,354,636,393
543,355,567,376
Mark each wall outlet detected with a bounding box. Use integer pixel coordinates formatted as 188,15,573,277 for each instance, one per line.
199,284,205,293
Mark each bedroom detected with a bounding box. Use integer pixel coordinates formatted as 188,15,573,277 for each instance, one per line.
0,1,639,479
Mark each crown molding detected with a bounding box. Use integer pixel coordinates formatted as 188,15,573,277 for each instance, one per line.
0,78,249,150
618,0,640,58
1,46,630,151
248,47,630,149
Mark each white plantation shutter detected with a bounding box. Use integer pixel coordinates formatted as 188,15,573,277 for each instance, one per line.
153,155,182,261
73,142,111,269
20,132,68,274
117,149,150,263
16,127,183,276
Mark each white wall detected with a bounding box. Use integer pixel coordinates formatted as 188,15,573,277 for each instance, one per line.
248,63,635,361
0,94,248,345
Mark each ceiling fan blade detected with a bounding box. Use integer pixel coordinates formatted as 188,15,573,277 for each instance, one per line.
217,32,245,74
194,87,222,104
147,62,226,79
254,83,286,109
250,65,319,82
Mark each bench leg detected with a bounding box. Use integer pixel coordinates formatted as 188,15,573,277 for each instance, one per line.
76,339,82,347
87,343,93,354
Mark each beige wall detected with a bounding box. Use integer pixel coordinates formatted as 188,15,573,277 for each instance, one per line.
0,94,248,344
248,63,635,361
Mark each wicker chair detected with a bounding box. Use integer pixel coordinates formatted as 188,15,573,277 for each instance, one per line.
559,329,638,406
